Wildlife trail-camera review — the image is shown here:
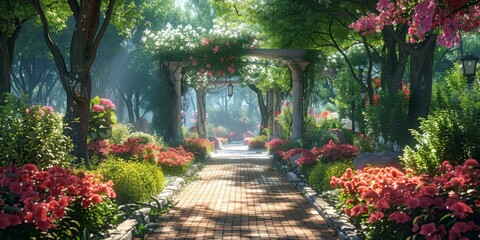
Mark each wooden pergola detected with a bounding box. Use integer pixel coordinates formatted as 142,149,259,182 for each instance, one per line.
165,49,312,141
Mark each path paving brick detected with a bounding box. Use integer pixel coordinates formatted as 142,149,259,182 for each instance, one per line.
146,145,337,239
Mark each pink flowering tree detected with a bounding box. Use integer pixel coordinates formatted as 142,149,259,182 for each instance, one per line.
351,0,480,133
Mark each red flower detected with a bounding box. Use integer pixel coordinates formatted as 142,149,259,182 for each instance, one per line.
419,222,437,236
0,214,11,229
388,211,411,223
350,204,365,216
464,158,479,169
449,221,469,239
367,212,384,223
450,202,473,218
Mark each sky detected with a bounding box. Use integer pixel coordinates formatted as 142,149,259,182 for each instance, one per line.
175,0,187,8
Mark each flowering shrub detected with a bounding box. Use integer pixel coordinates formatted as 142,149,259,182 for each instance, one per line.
245,135,268,149
182,137,214,160
0,94,72,169
278,147,320,167
318,140,360,163
156,146,195,175
0,163,115,232
88,137,199,175
331,159,480,240
89,96,117,140
265,138,289,155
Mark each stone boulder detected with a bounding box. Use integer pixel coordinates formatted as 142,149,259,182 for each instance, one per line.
290,153,302,169
329,129,346,144
353,151,402,170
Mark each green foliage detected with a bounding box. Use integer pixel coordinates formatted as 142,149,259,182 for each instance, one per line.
110,123,132,144
127,131,162,145
95,158,165,204
276,105,293,138
402,105,480,174
302,128,339,149
59,198,119,239
0,94,73,169
402,66,480,175
364,91,408,146
309,161,353,192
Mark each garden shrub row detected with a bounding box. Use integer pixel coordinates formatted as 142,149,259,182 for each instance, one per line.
0,94,213,238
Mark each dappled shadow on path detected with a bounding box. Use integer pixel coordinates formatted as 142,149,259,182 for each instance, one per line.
146,146,337,239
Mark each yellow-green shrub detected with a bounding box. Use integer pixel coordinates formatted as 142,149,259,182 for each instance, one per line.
95,158,165,204
308,161,353,192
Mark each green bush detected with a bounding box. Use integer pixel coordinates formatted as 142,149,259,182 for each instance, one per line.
95,158,165,204
308,161,353,192
0,94,73,169
402,106,480,174
127,131,162,145
110,123,131,144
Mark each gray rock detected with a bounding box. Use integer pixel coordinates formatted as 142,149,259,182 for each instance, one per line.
353,151,402,170
329,129,346,144
290,153,301,168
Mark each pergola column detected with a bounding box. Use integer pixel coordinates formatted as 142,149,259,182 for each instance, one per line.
287,61,309,141
165,62,183,142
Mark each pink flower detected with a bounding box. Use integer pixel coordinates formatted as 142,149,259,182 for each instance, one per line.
43,106,55,114
388,211,411,223
201,38,209,46
92,104,105,112
100,98,116,109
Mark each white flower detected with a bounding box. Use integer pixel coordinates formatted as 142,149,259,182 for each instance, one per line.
327,112,339,120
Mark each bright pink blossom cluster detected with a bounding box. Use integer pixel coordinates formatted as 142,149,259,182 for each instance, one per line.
331,159,480,239
92,98,116,113
0,163,115,230
318,140,360,162
350,0,480,47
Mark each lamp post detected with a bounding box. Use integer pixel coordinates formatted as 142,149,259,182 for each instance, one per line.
227,83,233,98
460,54,479,87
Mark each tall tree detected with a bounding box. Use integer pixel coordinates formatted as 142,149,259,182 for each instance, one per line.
351,0,480,133
30,0,118,166
0,1,35,95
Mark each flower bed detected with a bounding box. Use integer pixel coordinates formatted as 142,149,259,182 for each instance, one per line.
0,163,116,238
331,159,480,239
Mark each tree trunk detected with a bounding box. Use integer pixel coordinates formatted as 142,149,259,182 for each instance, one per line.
196,86,207,138
406,36,436,134
0,26,21,96
64,73,91,166
248,84,269,135
382,26,408,95
31,0,117,167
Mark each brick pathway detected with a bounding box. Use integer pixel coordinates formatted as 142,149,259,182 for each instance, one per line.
146,145,337,239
